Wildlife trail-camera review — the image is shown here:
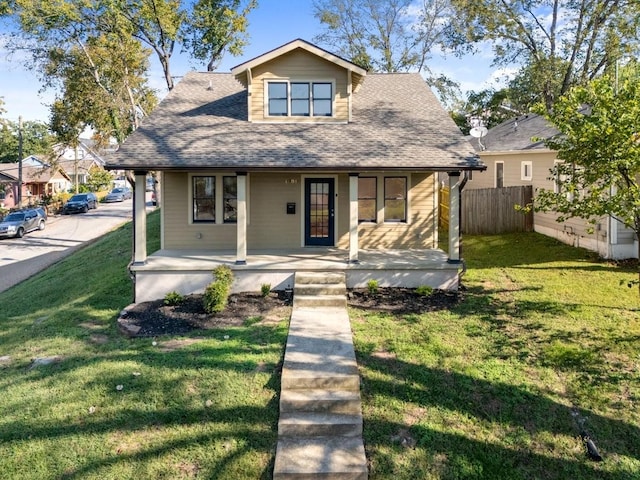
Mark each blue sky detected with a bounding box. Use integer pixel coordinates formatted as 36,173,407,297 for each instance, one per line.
0,0,507,123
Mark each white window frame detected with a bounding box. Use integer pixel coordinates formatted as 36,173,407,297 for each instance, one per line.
264,79,336,118
521,161,532,181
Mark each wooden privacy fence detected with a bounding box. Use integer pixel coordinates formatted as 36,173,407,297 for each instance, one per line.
440,185,533,234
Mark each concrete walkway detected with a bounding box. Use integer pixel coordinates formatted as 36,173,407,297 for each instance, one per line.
273,272,368,479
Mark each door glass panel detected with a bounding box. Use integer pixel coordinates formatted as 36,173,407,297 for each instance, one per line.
309,182,329,238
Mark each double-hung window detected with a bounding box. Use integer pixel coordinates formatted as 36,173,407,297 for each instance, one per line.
358,177,377,222
223,176,237,223
193,176,215,222
267,81,333,117
193,175,239,223
384,177,407,222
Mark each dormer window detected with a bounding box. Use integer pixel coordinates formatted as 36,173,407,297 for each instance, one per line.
266,80,333,117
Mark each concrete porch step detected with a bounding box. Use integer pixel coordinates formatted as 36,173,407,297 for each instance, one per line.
295,283,346,296
278,412,363,437
273,436,367,480
295,271,346,285
281,369,361,391
280,389,362,415
293,294,347,308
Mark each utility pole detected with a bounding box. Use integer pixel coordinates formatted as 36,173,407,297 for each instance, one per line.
17,116,23,206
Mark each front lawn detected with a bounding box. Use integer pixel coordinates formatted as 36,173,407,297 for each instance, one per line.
352,233,639,479
0,218,637,479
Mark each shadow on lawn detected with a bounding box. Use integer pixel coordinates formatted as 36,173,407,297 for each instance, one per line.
357,352,640,480
0,329,286,480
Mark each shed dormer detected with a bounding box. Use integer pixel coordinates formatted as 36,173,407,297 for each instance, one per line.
230,39,367,123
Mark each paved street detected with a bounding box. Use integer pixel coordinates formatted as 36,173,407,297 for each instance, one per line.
0,195,154,293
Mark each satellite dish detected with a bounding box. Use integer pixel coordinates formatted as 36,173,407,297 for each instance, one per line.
469,126,488,138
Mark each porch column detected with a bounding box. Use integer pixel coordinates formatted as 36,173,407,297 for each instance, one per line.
236,172,247,265
348,173,359,263
133,171,148,265
448,172,461,263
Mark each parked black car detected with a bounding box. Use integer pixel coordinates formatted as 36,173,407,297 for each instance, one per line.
62,193,99,214
0,208,46,238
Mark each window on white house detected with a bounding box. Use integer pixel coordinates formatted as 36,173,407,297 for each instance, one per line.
358,177,377,222
384,177,407,222
521,161,532,181
193,176,215,222
267,81,333,117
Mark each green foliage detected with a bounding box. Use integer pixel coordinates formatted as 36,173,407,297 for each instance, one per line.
260,283,271,297
415,285,433,296
86,166,114,192
0,120,56,163
163,291,184,306
448,0,640,112
367,279,379,295
534,62,640,269
203,265,234,313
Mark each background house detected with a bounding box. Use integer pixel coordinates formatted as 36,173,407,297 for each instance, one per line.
0,157,71,209
466,113,637,259
54,140,106,188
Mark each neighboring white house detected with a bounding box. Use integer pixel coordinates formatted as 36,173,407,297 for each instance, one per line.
466,113,637,259
54,141,107,187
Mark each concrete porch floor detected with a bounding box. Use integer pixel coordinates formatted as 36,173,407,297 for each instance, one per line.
131,248,461,302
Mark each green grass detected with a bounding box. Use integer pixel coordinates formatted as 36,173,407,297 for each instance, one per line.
352,233,640,479
0,211,289,479
1,218,638,479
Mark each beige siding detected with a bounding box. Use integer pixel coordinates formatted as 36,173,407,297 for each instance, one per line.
161,171,438,252
163,172,237,249
247,173,302,248
249,49,349,123
338,172,437,249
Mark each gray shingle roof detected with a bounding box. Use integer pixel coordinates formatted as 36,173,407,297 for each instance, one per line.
469,113,559,153
107,71,483,172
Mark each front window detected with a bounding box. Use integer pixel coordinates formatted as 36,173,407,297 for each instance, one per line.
358,177,377,222
193,176,215,222
384,177,407,222
267,81,333,117
291,83,310,116
268,82,288,116
223,176,237,223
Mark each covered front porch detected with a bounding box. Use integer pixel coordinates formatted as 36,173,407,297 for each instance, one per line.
131,248,460,302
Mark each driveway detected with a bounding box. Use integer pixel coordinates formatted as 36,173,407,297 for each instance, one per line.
0,195,155,293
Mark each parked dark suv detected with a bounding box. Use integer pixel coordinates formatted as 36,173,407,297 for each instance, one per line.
0,208,46,238
62,193,99,214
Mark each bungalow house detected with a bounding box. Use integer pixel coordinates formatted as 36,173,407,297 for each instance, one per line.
0,157,71,209
105,39,485,302
55,140,106,188
466,113,637,259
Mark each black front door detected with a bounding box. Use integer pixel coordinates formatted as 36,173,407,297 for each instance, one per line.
305,178,335,246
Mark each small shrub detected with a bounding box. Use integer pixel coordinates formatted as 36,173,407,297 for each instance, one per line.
261,283,271,297
203,265,234,313
163,291,184,306
367,279,379,295
214,265,233,285
203,281,230,313
416,285,433,297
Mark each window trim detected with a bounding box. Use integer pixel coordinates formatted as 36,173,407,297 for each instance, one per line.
495,161,504,188
383,176,407,223
521,161,532,181
264,79,335,118
357,176,377,223
189,173,248,225
192,175,216,223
